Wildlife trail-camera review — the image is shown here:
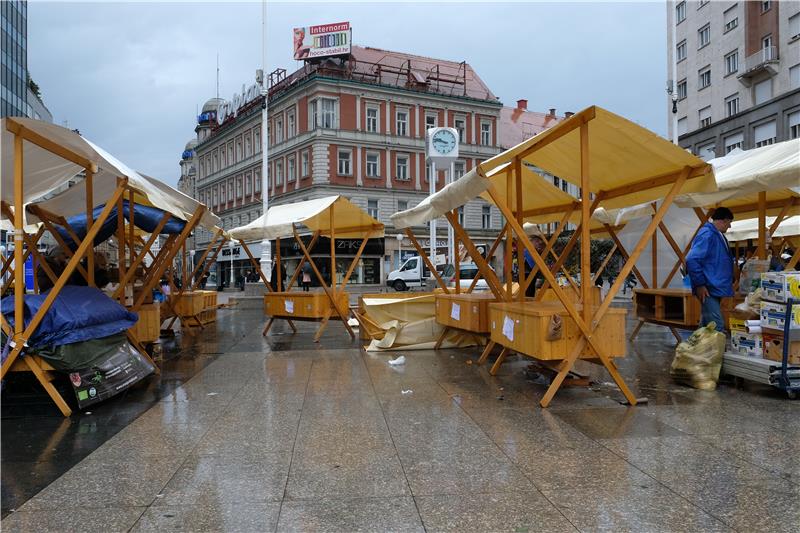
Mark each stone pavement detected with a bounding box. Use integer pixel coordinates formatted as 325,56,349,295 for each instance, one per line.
1,306,798,532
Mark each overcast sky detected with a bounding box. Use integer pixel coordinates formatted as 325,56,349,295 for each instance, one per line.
29,1,668,187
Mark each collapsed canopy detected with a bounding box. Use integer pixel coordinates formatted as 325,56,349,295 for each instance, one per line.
229,195,385,241
391,106,715,229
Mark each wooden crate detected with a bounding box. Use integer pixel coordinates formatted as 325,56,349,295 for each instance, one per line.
435,292,497,333
488,301,627,361
264,291,349,320
197,290,217,311
129,302,160,343
198,308,217,325
172,291,205,316
634,288,742,328
539,286,601,305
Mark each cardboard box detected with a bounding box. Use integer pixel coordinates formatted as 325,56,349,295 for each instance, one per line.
728,317,747,332
762,331,800,365
730,331,763,357
760,271,800,303
760,301,800,330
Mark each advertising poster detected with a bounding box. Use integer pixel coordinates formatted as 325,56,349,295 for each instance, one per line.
293,22,351,60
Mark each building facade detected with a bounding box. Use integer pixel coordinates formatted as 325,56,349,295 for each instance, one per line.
186,46,566,286
667,0,800,158
1,0,28,118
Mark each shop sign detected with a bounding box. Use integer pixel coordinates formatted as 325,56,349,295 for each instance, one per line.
216,83,262,126
420,239,448,248
219,246,243,261
293,22,351,61
279,236,384,257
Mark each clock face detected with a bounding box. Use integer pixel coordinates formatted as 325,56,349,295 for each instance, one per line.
432,129,457,155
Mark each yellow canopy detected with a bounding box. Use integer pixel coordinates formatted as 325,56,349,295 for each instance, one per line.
229,195,384,240
391,106,715,229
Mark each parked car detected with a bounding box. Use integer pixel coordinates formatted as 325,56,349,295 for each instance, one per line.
445,263,493,291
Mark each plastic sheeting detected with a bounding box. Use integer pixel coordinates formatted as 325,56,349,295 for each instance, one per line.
54,200,186,250
360,293,476,352
0,117,219,230
726,215,800,243
229,195,384,240
0,286,138,348
391,106,715,229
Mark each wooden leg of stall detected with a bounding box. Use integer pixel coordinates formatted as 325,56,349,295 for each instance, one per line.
262,317,275,336
477,341,496,365
489,347,510,376
314,308,333,342
434,326,451,350
629,319,645,341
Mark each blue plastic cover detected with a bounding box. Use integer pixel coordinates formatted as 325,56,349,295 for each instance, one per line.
0,286,139,349
56,200,186,250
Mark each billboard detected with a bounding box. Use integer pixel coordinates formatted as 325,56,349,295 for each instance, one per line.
293,22,351,61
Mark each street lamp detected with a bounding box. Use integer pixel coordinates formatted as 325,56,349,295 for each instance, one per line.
395,233,404,268
229,240,235,287
258,0,272,282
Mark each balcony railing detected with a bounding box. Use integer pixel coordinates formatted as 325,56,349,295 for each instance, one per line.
743,46,779,73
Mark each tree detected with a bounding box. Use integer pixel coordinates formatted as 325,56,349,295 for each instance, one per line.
27,74,41,99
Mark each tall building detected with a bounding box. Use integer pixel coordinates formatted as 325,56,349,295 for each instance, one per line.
667,0,800,159
186,46,565,287
1,0,28,118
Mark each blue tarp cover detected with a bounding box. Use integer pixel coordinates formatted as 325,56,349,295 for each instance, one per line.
57,200,186,250
1,286,138,349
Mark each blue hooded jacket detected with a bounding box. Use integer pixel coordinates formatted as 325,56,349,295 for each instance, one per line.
686,222,734,297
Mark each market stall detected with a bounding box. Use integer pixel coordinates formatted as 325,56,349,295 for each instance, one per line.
0,117,218,416
392,106,716,407
229,195,384,342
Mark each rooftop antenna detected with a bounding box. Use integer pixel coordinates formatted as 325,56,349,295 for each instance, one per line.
216,53,220,99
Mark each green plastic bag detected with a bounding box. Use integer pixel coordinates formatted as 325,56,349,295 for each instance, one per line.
670,322,726,390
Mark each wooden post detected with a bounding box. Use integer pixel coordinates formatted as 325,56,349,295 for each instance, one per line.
284,232,320,290
454,210,460,294
85,171,95,286
117,181,126,304
330,203,336,294
514,156,524,303
467,223,507,293
113,213,172,299
13,133,24,339
505,166,513,298
445,212,505,300
651,204,658,288
579,123,591,325
276,237,282,292
758,191,767,260
404,229,449,292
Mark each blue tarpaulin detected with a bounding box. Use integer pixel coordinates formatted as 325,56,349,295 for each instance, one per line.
1,286,138,349
56,200,186,250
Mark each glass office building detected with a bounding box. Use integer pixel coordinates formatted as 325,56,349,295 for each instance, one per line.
1,0,27,118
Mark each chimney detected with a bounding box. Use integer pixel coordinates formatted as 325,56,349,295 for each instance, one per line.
548,108,556,117
564,111,575,118
516,99,528,110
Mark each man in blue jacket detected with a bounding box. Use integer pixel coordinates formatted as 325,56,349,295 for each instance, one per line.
686,207,735,332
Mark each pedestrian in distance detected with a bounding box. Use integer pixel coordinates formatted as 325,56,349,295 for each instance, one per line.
686,206,734,332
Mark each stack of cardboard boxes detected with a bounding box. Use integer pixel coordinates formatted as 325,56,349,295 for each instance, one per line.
729,271,800,364
759,271,800,365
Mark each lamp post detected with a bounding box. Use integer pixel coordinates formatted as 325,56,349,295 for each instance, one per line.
229,240,235,287
395,233,404,268
189,249,196,286
258,0,272,282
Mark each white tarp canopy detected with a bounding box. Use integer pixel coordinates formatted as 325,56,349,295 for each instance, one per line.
229,195,384,241
674,139,800,209
391,106,714,229
726,215,800,242
1,117,218,230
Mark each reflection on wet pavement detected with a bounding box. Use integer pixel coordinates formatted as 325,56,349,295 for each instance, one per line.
2,306,798,531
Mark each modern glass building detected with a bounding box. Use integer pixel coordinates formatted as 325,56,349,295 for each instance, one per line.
1,0,27,118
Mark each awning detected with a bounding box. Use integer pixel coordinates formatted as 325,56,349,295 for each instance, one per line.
1,118,218,229
391,106,715,229
229,195,385,241
726,215,800,243
673,139,800,210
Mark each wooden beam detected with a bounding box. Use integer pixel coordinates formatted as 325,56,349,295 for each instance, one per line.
6,118,97,172
604,224,649,289
593,243,617,284
112,212,172,299
341,232,372,288
85,171,95,286
580,123,591,324
598,164,709,203
13,133,24,339
188,226,222,289
467,222,506,293
404,229,449,292
285,232,320,290
758,191,767,260
514,156,524,303
445,211,505,300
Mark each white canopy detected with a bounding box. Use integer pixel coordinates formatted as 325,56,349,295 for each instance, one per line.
229,195,384,241
674,139,800,209
391,106,714,229
1,118,218,230
726,215,800,243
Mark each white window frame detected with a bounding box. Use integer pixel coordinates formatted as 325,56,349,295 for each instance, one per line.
790,13,800,41
761,1,771,14
698,24,711,48
677,79,687,100
287,155,296,183
724,50,738,76
254,127,261,154
724,132,743,154
425,112,437,133
287,109,296,138
457,206,465,226
480,120,491,145
788,110,800,139
396,109,409,136
274,118,283,144
454,160,466,179
244,133,252,158
425,161,435,183
454,116,466,143
301,151,309,177
699,106,712,128
255,169,262,192
754,120,777,147
698,67,711,89
725,94,740,117
245,172,252,196
676,1,686,23
338,149,352,176
366,151,380,178
309,97,338,130
724,5,738,33
398,199,408,212
676,40,687,62
396,154,409,181
276,160,284,186
236,176,243,198
366,105,379,133
367,199,379,219
481,205,492,229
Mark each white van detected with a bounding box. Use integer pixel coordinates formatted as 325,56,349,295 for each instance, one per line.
386,256,432,291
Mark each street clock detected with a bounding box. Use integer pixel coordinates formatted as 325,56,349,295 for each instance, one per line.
426,127,459,167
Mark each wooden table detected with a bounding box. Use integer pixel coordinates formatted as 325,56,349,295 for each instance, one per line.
263,291,350,341
632,288,742,341
487,301,627,375
434,292,499,361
